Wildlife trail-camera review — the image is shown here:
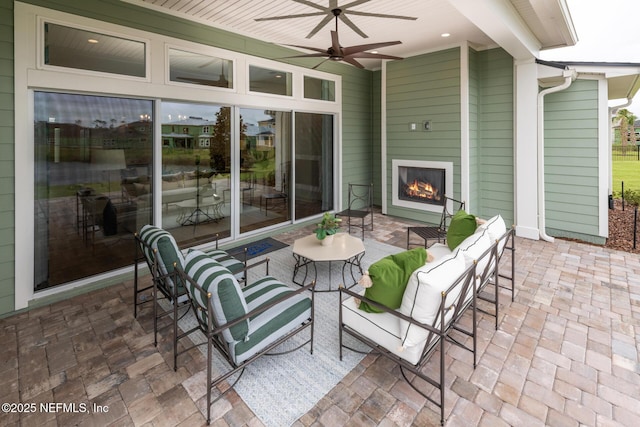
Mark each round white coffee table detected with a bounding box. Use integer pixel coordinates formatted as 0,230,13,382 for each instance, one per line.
292,233,365,292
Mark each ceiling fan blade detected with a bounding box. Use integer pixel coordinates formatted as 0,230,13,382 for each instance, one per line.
330,31,342,55
342,40,401,56
348,52,404,60
341,0,372,8
175,77,227,87
282,53,331,59
283,44,328,54
312,58,331,70
342,56,365,69
306,14,334,39
255,11,325,22
197,59,215,69
294,0,329,11
348,10,418,21
339,13,368,38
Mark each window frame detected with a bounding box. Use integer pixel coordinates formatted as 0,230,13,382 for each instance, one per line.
38,16,151,82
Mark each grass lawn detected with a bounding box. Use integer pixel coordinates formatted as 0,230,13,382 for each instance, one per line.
612,160,640,194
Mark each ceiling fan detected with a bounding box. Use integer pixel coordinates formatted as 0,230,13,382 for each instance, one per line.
255,0,417,39
282,8,404,69
176,60,230,88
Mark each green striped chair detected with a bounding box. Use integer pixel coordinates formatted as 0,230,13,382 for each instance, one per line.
133,225,246,347
176,250,315,425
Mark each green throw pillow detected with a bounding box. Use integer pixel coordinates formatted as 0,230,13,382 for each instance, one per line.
446,210,477,250
359,247,427,313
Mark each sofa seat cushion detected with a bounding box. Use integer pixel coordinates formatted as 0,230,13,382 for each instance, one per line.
232,276,312,364
342,294,425,365
359,247,427,313
399,251,466,349
184,251,249,344
139,225,188,303
446,210,477,250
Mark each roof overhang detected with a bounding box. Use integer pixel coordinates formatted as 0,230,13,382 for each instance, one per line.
537,60,640,101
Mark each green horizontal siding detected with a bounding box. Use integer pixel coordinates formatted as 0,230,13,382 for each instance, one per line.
372,71,382,206
385,48,462,222
0,0,13,315
476,48,514,225
544,79,600,238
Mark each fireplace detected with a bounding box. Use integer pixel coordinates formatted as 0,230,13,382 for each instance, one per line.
398,166,445,206
392,160,453,213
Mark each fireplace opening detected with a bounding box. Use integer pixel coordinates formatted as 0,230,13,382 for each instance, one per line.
397,166,445,206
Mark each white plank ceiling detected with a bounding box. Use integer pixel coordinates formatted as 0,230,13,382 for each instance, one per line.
123,0,576,69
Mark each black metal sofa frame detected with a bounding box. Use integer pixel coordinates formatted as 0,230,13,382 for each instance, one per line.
339,226,515,425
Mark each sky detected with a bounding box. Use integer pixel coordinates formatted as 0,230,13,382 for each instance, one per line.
539,0,640,112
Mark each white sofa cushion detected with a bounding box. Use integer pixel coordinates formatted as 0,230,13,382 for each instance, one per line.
398,251,466,349
457,228,492,268
426,243,451,261
479,214,507,245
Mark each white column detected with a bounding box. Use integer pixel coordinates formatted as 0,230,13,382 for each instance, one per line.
514,60,540,239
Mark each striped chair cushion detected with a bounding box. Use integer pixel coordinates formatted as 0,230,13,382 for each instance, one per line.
139,225,186,301
231,277,312,364
198,248,245,279
184,251,249,343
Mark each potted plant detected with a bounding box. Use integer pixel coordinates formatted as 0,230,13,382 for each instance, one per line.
314,212,342,245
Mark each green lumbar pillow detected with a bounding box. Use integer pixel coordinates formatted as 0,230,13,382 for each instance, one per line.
446,209,477,250
359,247,427,313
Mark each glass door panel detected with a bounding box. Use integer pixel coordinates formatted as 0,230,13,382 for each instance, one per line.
160,103,232,247
34,92,153,290
239,108,291,233
294,112,334,220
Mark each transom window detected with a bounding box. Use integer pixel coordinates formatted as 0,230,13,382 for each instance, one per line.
44,22,146,77
249,65,292,96
168,48,233,89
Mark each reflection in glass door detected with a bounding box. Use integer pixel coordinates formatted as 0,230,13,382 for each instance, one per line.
294,112,334,220
239,109,291,234
33,92,153,290
160,103,232,247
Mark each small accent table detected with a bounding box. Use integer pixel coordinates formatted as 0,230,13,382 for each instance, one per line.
292,233,365,292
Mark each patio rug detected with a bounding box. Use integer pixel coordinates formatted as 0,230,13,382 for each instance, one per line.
224,236,288,260
175,238,404,426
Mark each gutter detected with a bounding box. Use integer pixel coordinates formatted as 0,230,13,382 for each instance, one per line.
537,68,577,242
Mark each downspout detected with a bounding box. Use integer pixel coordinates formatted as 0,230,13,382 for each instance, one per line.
537,68,577,242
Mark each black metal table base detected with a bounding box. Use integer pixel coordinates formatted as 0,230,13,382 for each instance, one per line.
292,252,364,292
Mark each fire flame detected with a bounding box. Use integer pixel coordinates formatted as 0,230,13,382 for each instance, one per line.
404,179,440,200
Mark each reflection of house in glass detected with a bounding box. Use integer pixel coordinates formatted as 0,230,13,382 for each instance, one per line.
256,118,275,150
161,116,213,148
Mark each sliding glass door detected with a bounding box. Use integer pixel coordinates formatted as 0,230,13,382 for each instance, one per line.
294,112,334,220
33,95,333,292
34,92,153,289
160,103,232,248
239,108,292,234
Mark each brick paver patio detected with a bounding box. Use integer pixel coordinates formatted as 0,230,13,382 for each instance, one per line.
1,211,639,426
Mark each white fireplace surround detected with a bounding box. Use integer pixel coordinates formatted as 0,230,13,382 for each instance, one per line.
392,159,454,213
